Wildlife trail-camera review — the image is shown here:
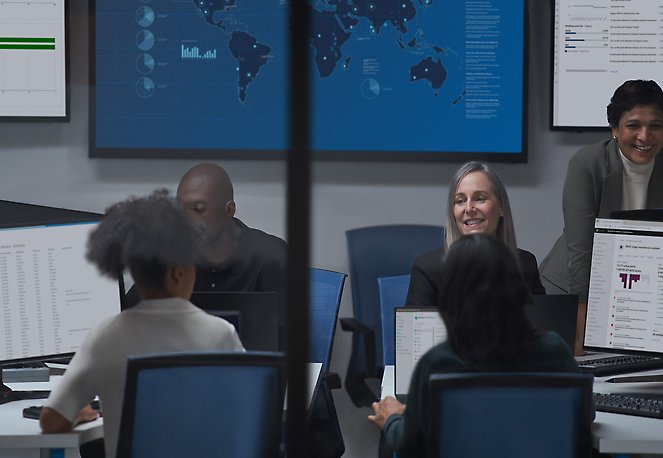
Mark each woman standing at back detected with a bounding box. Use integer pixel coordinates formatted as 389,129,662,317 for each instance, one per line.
540,80,663,352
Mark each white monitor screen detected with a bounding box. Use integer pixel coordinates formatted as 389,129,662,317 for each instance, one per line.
0,0,68,118
552,0,662,128
0,221,121,364
394,306,447,396
585,218,663,354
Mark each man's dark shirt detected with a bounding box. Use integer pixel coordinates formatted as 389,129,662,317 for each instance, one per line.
125,218,286,306
193,218,287,292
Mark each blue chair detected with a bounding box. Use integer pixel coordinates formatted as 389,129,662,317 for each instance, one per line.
378,274,411,366
341,224,444,406
309,268,347,375
116,351,285,458
427,372,593,458
308,268,347,458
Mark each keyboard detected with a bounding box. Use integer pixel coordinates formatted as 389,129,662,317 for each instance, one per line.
577,354,663,376
22,399,101,420
0,389,50,406
594,392,663,419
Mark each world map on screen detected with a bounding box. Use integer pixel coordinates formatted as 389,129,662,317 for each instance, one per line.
193,0,450,105
93,0,524,156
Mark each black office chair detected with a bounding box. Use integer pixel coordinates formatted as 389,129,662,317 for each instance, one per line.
427,372,593,458
116,351,285,458
308,268,347,458
341,224,444,406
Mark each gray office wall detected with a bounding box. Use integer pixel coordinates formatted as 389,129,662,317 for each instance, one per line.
0,1,611,456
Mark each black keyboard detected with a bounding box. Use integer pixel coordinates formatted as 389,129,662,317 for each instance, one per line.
22,399,101,420
578,355,663,376
594,392,663,419
0,390,50,406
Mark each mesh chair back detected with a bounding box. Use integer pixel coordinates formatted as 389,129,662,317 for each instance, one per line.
346,225,444,365
378,274,411,366
428,372,593,458
117,351,285,458
309,268,347,372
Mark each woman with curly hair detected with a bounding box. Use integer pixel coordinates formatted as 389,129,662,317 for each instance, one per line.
40,190,244,458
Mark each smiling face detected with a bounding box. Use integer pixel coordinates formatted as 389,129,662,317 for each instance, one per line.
611,105,663,165
453,171,503,237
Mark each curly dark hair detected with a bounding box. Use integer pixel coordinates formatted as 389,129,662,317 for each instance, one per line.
437,233,535,365
607,80,663,127
86,189,202,291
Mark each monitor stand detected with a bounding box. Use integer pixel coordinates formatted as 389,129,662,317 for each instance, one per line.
0,367,51,405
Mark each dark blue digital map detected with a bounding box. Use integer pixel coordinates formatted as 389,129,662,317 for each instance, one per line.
93,0,525,156
192,0,448,103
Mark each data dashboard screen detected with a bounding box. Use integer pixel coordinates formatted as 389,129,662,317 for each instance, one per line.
585,219,663,355
0,222,122,364
90,0,527,160
0,0,68,118
394,306,446,395
552,0,663,129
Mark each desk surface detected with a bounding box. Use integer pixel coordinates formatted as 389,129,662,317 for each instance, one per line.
382,365,663,456
0,376,102,452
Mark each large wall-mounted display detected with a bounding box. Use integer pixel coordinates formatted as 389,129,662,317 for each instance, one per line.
90,0,527,161
552,0,662,129
0,0,68,119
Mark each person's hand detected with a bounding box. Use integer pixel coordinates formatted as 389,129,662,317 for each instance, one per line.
72,404,99,427
368,396,405,430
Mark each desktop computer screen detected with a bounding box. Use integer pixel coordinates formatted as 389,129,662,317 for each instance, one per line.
189,291,281,352
585,218,663,356
0,220,123,366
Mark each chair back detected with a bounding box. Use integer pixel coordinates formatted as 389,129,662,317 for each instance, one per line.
117,351,285,458
309,268,347,372
346,224,444,365
428,372,593,458
378,274,411,366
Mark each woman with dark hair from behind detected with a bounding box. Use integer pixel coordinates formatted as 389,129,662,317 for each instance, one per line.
369,234,580,457
39,190,244,458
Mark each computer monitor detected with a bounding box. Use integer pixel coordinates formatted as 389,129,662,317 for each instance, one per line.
0,220,124,395
611,209,663,222
525,295,578,351
584,218,663,357
189,291,281,352
394,306,447,398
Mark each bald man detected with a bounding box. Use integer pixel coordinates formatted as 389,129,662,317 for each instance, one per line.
176,163,287,293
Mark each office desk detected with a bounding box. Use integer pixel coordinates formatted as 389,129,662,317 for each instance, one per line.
0,376,103,458
0,363,322,458
382,365,663,457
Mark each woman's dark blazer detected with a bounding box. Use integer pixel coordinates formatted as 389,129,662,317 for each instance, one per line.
404,246,545,308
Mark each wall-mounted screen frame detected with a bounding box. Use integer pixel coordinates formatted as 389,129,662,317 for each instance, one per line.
551,0,662,130
90,0,528,162
0,0,69,120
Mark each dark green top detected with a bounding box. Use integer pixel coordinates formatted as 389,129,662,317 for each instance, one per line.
383,331,580,457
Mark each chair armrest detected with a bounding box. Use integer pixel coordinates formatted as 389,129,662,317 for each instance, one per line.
339,317,376,376
321,371,342,390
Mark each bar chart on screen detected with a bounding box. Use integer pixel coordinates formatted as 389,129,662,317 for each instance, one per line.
0,0,67,118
